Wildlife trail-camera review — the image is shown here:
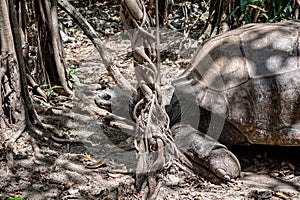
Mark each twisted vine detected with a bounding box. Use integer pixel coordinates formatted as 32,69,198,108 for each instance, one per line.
120,0,192,198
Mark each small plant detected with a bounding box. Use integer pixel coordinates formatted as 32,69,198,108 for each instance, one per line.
7,196,25,200
262,0,293,22
224,0,294,24
66,65,81,87
40,84,63,99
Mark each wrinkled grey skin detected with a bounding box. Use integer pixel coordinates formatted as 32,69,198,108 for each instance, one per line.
94,88,241,180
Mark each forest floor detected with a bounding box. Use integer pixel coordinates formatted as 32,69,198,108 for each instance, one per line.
1,1,300,199
1,29,300,200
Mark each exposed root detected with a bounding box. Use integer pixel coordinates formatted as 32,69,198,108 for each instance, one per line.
0,165,10,182
148,180,163,200
30,136,55,164
0,119,63,182
108,168,136,174
58,0,137,94
54,157,93,175
119,0,194,198
51,136,81,143
1,124,26,181
133,93,188,197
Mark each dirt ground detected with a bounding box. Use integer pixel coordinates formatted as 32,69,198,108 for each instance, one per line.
1,3,300,199
1,31,300,199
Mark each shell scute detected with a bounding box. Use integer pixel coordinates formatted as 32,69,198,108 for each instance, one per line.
173,21,300,145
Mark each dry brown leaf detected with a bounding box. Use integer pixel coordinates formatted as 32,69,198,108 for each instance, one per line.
85,159,108,169
107,172,123,178
83,154,92,161
274,191,291,199
287,162,296,171
228,182,242,191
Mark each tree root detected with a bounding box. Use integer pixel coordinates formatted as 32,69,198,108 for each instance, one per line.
30,136,56,164
26,74,48,100
119,0,195,198
54,157,93,175
58,0,136,94
1,124,26,181
1,125,54,179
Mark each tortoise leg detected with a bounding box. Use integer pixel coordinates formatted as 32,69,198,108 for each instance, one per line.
172,123,241,180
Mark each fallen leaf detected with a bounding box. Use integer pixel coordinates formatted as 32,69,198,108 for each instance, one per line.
287,162,296,171
274,191,290,199
85,159,108,169
228,182,242,191
107,172,123,178
83,154,92,161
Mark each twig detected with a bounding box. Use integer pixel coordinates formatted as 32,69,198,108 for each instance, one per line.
108,168,135,174
58,0,136,94
144,93,156,152
155,0,161,85
247,4,267,12
149,180,163,200
26,74,47,100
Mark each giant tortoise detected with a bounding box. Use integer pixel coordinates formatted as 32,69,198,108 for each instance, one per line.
94,20,300,181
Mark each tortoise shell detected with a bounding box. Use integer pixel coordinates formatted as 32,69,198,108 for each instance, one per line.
172,20,300,145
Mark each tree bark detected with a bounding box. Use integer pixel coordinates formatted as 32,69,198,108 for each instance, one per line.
0,0,23,130
45,0,73,95
1,0,72,130
8,0,42,127
120,0,177,198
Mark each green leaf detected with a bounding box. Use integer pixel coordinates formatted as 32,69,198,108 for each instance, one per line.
223,6,240,22
66,66,79,75
286,5,293,13
51,85,63,89
66,68,72,74
240,0,248,12
262,13,270,20
244,13,252,23
40,84,49,89
71,74,81,86
7,196,25,200
248,0,261,5
47,89,52,96
277,0,287,13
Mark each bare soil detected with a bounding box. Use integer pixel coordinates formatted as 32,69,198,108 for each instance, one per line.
1,3,300,199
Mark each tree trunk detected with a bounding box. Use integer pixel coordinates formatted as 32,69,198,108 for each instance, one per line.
34,0,73,96
9,0,41,127
1,0,72,130
0,0,23,130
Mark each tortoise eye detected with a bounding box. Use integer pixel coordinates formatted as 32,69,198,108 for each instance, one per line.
103,94,111,101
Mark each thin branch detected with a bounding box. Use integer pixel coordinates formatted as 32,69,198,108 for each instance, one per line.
26,74,48,100
58,0,137,94
155,0,161,85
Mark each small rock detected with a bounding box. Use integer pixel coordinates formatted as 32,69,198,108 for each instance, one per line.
168,174,180,185
68,188,79,195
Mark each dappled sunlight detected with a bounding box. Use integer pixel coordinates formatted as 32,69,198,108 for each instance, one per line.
173,20,300,147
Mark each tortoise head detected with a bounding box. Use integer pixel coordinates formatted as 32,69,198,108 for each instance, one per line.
94,88,115,112
94,88,136,119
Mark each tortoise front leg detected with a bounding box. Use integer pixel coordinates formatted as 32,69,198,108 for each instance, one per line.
172,123,241,181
